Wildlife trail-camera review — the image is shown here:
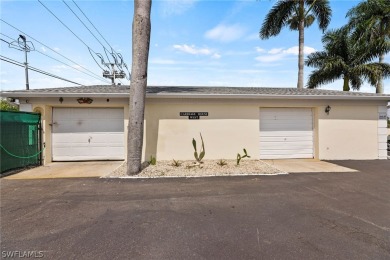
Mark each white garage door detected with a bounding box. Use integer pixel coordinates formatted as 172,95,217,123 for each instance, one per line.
52,108,124,161
260,108,313,159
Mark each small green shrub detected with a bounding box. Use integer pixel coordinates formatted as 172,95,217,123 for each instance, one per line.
149,155,156,165
192,133,205,163
171,159,182,167
217,159,227,166
237,149,250,165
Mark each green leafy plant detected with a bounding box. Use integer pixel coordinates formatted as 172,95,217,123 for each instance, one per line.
171,159,182,167
0,98,18,111
237,149,250,165
217,159,227,167
148,155,156,165
192,133,205,164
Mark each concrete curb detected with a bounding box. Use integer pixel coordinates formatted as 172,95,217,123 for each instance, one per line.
101,172,289,179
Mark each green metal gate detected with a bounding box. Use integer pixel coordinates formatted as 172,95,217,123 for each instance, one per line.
0,110,42,174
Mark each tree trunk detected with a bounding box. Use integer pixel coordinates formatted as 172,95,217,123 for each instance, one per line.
376,53,384,94
127,0,152,175
297,0,305,89
343,75,350,91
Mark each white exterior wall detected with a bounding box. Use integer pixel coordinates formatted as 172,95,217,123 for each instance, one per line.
21,97,388,163
23,97,128,165
378,106,388,159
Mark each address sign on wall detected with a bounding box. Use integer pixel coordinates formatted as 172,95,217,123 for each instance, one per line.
180,112,208,120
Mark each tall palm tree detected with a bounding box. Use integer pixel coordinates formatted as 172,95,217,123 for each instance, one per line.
127,0,152,175
259,0,331,89
346,0,390,93
305,27,390,91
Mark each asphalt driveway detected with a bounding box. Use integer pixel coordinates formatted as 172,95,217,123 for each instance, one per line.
1,160,389,259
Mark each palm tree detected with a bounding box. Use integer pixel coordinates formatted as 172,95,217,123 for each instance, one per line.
127,0,152,175
346,0,390,93
259,0,331,89
305,27,390,91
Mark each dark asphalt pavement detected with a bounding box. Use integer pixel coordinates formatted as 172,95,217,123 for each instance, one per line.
1,160,389,259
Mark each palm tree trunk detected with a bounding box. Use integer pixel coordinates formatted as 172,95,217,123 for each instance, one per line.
297,0,305,89
127,0,152,175
376,53,384,94
343,76,350,91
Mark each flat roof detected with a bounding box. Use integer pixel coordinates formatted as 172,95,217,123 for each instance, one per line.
1,85,390,100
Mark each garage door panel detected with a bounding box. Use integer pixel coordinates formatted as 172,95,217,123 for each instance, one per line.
260,131,313,137
260,136,313,142
260,142,313,149
52,108,125,161
260,149,313,155
260,108,313,159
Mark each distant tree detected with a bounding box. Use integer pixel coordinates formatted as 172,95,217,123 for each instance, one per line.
260,0,332,89
0,98,18,111
127,0,152,175
305,27,390,91
346,0,390,93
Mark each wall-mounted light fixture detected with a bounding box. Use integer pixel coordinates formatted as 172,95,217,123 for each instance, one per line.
59,97,64,104
77,97,93,104
325,105,331,115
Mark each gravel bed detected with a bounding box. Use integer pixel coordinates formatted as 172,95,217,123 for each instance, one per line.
104,159,285,178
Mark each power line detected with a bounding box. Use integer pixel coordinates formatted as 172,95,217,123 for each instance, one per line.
1,33,108,84
0,55,85,86
62,0,112,63
0,20,110,84
72,0,115,54
38,0,90,50
37,0,111,72
71,0,130,81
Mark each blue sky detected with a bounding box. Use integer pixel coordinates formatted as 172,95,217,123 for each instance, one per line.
0,0,389,93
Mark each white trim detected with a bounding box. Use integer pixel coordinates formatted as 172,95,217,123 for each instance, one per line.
378,106,388,159
2,92,390,101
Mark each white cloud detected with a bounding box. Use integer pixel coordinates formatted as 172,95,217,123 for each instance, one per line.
255,46,317,63
283,46,316,55
161,0,197,17
53,47,60,52
204,24,246,43
171,44,222,59
173,44,212,55
40,46,46,52
211,53,221,59
255,47,266,53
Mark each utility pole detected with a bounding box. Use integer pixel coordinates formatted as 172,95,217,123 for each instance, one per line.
103,63,125,85
19,35,30,90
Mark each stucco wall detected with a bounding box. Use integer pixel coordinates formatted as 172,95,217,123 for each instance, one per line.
144,101,260,160
317,105,379,160
26,97,128,165
21,97,387,163
144,98,386,161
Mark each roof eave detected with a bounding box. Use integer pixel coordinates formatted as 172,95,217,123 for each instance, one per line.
1,92,389,101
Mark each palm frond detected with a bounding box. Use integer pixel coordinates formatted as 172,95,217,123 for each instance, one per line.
260,0,296,39
306,66,341,89
307,0,332,31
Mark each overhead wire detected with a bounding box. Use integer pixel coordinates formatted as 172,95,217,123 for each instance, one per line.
37,0,110,71
71,0,130,81
0,20,110,84
1,33,107,83
62,0,112,64
0,55,85,86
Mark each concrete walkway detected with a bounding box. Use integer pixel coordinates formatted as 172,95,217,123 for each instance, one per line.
3,159,357,180
264,159,358,173
4,161,123,179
